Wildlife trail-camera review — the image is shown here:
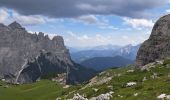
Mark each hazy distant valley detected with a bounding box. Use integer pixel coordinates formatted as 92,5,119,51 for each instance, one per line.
70,44,140,71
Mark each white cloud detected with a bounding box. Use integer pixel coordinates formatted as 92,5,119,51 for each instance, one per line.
74,15,118,30
67,31,90,40
12,12,46,25
64,31,114,47
65,32,147,47
64,28,151,47
122,35,129,39
0,8,46,25
121,35,136,45
166,9,170,13
99,25,119,30
77,15,98,24
121,35,148,46
123,17,154,29
0,9,10,23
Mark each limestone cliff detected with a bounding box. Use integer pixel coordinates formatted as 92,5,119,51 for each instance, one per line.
0,21,96,84
136,14,170,67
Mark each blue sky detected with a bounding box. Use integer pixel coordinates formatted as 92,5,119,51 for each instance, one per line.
0,0,170,47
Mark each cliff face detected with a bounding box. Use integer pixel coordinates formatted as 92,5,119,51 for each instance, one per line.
0,22,95,84
136,14,170,67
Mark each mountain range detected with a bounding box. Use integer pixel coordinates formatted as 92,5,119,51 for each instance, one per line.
70,44,140,63
80,56,133,71
113,44,141,60
69,44,140,71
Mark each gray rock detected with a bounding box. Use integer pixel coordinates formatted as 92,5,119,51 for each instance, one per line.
0,22,96,84
136,14,170,67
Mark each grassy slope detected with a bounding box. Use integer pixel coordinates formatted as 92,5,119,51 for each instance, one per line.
0,80,64,100
0,60,170,100
70,63,170,100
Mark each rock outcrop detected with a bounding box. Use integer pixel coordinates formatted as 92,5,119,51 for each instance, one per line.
136,14,170,67
0,21,96,84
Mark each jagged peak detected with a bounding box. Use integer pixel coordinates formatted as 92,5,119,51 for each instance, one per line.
52,35,64,42
0,23,6,27
52,36,65,47
38,32,44,37
0,23,10,31
8,21,25,30
159,14,170,20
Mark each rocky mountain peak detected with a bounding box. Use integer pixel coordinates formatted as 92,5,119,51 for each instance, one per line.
52,36,65,47
8,21,25,30
0,23,9,31
0,23,6,28
136,14,170,67
150,14,170,37
0,22,96,84
53,36,64,42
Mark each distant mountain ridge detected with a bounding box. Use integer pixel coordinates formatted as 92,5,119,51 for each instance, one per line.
71,49,116,63
81,56,133,71
114,44,141,60
71,44,140,63
89,44,121,51
68,44,121,53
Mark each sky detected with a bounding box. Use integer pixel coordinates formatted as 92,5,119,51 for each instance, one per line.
0,0,170,47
